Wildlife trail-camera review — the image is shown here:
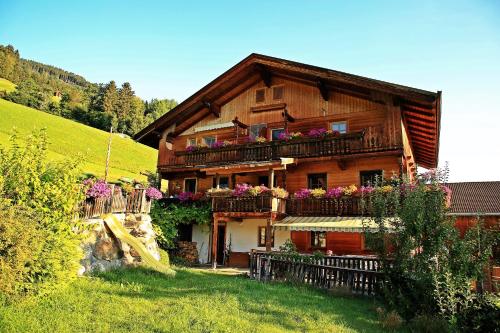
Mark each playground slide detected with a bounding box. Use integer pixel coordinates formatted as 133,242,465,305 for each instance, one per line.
103,214,176,276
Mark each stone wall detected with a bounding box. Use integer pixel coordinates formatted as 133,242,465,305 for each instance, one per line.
78,213,160,275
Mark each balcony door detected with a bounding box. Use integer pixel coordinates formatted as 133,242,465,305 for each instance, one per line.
249,123,267,140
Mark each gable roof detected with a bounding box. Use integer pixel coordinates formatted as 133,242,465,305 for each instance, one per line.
447,182,500,215
135,53,441,168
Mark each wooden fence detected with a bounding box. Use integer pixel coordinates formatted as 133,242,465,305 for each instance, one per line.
79,188,151,219
249,252,383,295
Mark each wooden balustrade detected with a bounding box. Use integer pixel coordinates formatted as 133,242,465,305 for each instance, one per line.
249,252,382,295
164,129,401,168
212,195,286,213
79,189,151,219
286,197,366,216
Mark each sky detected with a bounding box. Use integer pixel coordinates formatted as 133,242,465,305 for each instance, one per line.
1,0,499,182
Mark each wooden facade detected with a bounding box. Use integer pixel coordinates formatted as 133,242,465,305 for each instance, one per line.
136,54,441,266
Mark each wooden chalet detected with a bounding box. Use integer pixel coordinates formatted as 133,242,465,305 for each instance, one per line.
135,54,441,267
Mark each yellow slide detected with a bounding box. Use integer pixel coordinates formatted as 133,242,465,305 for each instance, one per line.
103,214,176,276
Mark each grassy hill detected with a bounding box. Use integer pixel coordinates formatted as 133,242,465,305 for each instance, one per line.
0,78,16,93
0,98,157,181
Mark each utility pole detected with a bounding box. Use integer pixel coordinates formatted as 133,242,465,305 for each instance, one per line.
104,126,113,182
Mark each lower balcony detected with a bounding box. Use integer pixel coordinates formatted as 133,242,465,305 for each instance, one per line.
286,197,366,216
211,195,286,213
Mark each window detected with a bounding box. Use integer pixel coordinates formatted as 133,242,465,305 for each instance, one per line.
308,173,327,189
255,88,265,103
187,138,196,147
184,178,197,193
271,128,285,141
212,176,229,189
331,121,347,134
203,136,216,147
272,86,284,100
249,124,267,140
311,231,326,248
360,170,383,186
258,226,274,247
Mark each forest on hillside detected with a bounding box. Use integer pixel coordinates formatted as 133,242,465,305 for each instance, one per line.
0,44,177,136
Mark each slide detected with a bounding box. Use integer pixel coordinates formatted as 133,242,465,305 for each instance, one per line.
103,214,176,276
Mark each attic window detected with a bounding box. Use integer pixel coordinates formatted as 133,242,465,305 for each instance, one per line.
255,88,265,103
272,86,284,100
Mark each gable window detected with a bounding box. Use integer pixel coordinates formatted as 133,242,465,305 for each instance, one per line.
308,173,327,189
187,138,196,147
272,86,284,100
331,121,347,134
255,88,265,103
203,136,216,147
213,176,229,189
184,178,197,193
360,170,383,186
249,124,267,140
311,231,326,248
271,128,285,141
258,226,274,247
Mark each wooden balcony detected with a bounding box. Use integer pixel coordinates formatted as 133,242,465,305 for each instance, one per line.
162,129,401,168
212,195,286,213
286,197,366,216
79,189,151,219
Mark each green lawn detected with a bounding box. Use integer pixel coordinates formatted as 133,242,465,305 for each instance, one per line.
0,268,393,333
0,78,16,93
0,98,157,181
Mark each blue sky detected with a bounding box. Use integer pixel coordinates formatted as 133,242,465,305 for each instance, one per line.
1,0,499,181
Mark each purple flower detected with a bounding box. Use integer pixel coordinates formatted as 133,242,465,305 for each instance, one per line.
294,188,311,199
233,183,252,197
178,191,193,202
277,131,291,141
86,179,111,198
360,186,374,195
210,141,225,149
186,145,198,152
325,187,343,198
307,128,327,138
145,187,163,200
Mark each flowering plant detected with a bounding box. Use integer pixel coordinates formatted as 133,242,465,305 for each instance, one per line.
254,136,267,143
178,191,204,202
294,188,311,199
272,187,289,199
145,187,163,200
278,131,303,141
307,128,327,138
326,187,343,198
186,145,198,152
342,184,358,196
359,185,374,195
233,183,270,197
210,141,226,149
310,188,326,198
85,179,112,198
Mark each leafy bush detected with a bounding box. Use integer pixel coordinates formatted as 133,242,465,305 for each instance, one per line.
408,314,450,333
0,130,83,300
150,200,210,249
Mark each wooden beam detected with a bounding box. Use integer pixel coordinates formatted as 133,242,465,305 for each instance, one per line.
202,100,221,118
256,64,272,87
403,109,436,122
232,116,248,129
317,79,329,101
211,218,218,269
265,218,272,252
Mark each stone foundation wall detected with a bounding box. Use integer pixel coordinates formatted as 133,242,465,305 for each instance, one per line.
78,213,160,275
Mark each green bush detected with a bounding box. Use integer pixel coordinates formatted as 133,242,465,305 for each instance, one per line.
0,129,83,300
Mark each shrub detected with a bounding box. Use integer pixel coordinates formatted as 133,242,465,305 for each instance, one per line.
0,130,83,300
408,314,450,333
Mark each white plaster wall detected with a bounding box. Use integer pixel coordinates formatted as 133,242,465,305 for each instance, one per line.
226,219,290,252
192,224,210,264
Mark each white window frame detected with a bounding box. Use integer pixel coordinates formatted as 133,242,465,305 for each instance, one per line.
184,178,198,193
331,121,348,134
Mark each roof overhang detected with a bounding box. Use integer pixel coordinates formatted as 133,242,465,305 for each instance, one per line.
135,54,441,168
274,216,396,233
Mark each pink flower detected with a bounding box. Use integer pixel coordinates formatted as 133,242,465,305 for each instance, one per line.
360,186,374,195
86,179,111,198
178,191,193,202
233,183,252,197
325,187,343,198
277,131,291,141
307,128,327,138
210,141,225,149
294,188,311,199
186,145,198,152
145,187,163,200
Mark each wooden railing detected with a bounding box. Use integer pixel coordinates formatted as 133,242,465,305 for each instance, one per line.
286,197,367,216
79,189,151,219
163,129,401,168
249,252,382,295
212,195,286,213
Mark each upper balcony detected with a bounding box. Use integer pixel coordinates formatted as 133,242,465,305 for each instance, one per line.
161,128,402,169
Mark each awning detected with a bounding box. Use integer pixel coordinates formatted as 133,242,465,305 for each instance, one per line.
273,216,396,233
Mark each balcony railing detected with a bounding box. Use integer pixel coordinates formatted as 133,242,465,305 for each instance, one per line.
79,189,151,219
286,197,366,216
163,129,401,168
212,195,286,213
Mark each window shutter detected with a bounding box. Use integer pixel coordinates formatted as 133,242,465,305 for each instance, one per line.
273,86,284,100
255,88,265,103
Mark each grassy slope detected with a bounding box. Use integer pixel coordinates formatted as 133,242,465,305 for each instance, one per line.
0,78,16,93
0,268,395,333
0,98,156,181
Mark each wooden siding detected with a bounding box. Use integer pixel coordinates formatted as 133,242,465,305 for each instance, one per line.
291,231,367,255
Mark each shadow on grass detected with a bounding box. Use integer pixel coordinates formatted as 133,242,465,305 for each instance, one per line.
93,267,388,332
